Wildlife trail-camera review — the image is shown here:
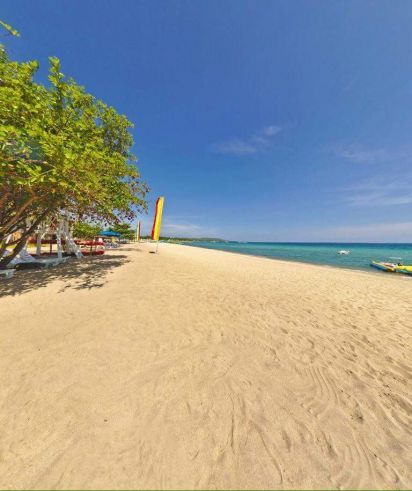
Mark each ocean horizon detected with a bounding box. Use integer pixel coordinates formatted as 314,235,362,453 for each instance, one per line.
184,241,412,272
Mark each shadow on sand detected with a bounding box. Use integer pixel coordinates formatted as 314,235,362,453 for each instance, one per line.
0,253,130,298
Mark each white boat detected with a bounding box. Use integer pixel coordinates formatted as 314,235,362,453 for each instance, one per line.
338,250,350,255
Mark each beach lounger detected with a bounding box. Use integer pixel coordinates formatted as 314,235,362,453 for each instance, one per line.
19,249,69,265
4,250,68,269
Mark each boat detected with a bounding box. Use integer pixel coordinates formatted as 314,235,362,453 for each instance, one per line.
370,261,397,272
338,250,350,255
77,239,105,255
371,261,412,275
395,265,412,276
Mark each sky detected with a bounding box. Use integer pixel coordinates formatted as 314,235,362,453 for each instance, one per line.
2,0,412,241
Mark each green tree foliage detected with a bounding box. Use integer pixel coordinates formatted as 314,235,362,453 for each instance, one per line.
0,20,20,37
108,222,135,240
0,41,148,267
73,221,102,240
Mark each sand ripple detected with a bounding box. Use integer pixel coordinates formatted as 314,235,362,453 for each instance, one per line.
0,242,410,489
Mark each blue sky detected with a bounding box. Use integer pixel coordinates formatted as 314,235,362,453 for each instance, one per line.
2,0,412,241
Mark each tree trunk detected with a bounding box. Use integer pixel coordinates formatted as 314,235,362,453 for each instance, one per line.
0,190,10,210
0,237,10,263
0,235,28,269
0,209,52,269
0,194,37,241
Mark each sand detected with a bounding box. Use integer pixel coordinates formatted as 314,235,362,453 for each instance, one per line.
0,242,411,490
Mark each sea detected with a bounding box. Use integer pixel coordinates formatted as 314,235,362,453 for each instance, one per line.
184,241,412,273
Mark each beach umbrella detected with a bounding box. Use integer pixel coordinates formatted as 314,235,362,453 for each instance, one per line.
98,230,121,237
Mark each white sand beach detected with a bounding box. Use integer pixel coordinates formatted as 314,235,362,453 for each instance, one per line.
0,242,411,489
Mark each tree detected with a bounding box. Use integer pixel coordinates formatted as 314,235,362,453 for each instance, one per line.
109,222,135,240
73,222,102,240
0,20,20,37
0,41,148,268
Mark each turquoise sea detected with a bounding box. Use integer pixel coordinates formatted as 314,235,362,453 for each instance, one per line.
185,242,412,272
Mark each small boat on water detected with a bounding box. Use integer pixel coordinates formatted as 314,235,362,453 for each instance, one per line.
370,261,397,272
338,250,350,255
371,261,412,275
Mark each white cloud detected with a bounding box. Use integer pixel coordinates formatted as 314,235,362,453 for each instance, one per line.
213,139,258,155
329,143,412,164
135,208,215,238
261,125,281,137
213,125,281,156
162,221,202,234
159,216,217,238
333,145,389,163
342,174,412,207
347,193,412,207
272,222,412,242
324,222,412,242
135,216,202,235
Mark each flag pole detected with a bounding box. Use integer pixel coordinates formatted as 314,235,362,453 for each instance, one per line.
136,220,141,242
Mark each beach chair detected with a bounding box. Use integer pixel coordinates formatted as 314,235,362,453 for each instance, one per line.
19,249,69,267
4,249,67,269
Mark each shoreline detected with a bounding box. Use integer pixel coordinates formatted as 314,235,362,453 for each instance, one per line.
171,241,411,280
1,242,410,489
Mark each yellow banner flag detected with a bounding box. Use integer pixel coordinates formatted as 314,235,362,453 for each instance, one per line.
151,197,165,241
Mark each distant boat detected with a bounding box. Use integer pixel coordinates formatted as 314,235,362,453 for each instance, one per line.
338,250,350,255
